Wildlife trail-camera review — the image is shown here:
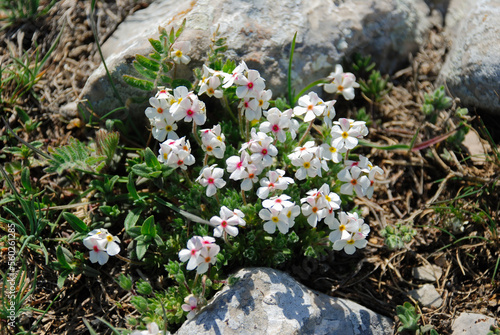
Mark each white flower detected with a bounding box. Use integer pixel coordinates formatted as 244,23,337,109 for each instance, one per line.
337,166,370,196
331,118,360,150
195,243,220,274
222,61,248,88
197,164,226,197
262,194,294,211
181,295,199,320
293,91,326,122
178,236,203,271
260,108,292,143
145,97,170,120
300,195,327,228
326,211,352,243
259,207,290,234
199,75,223,98
323,64,360,100
83,229,120,265
235,69,266,99
291,151,321,180
171,41,191,64
282,203,300,228
131,322,161,335
226,151,250,180
151,113,178,142
332,233,367,255
172,95,206,125
210,206,242,238
83,237,110,265
256,170,291,199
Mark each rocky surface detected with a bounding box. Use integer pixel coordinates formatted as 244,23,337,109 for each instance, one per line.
408,284,443,309
438,0,500,114
451,312,498,335
175,267,393,335
81,0,433,118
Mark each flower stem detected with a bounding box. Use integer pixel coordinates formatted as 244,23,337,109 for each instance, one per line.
192,121,202,147
241,189,247,205
297,120,314,147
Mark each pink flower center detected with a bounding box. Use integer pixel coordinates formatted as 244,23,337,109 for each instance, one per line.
191,249,197,255
177,160,184,165
272,125,279,132
247,82,254,89
221,220,227,228
157,107,163,114
208,177,214,184
261,148,268,155
93,245,99,252
187,109,194,116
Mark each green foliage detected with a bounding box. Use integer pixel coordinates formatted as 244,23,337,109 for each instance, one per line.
45,137,107,175
351,53,376,77
50,246,99,288
380,223,417,250
396,302,439,334
123,18,187,91
0,0,56,28
421,86,452,123
359,69,392,104
0,262,38,324
0,25,62,106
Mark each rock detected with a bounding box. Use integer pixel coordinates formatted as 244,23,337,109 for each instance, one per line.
438,0,500,115
443,0,476,36
408,284,443,308
451,312,498,335
412,264,443,282
81,0,432,118
462,130,490,165
175,267,393,335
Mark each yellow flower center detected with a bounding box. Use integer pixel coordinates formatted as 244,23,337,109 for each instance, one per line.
342,131,349,139
303,162,311,169
272,216,279,223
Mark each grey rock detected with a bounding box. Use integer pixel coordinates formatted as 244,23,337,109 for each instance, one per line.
443,0,476,35
412,264,443,282
438,0,500,115
451,312,498,335
408,284,443,308
175,267,393,335
81,0,432,118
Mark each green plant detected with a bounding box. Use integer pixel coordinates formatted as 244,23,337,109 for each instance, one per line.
0,165,51,263
421,86,452,123
0,27,62,106
0,0,57,28
359,69,392,118
380,223,417,250
396,302,439,334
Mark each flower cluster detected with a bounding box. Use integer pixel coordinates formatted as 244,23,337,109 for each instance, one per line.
137,53,385,323
83,229,120,265
178,236,220,274
146,86,207,142
327,211,370,255
158,136,195,170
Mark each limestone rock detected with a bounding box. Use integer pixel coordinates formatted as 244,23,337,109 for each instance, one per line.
438,0,500,115
81,0,432,118
175,267,393,335
451,312,498,335
408,284,443,308
412,264,443,282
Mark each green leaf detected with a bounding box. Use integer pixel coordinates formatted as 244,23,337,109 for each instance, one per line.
148,38,163,53
46,137,98,174
122,75,155,91
56,246,72,269
133,61,158,81
141,215,156,237
144,147,161,170
57,269,72,288
135,235,150,260
127,173,142,202
131,163,162,179
124,207,143,231
135,54,160,72
21,167,32,192
172,79,192,89
63,212,89,233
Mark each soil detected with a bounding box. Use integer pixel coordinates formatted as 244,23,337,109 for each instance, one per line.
1,1,499,334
